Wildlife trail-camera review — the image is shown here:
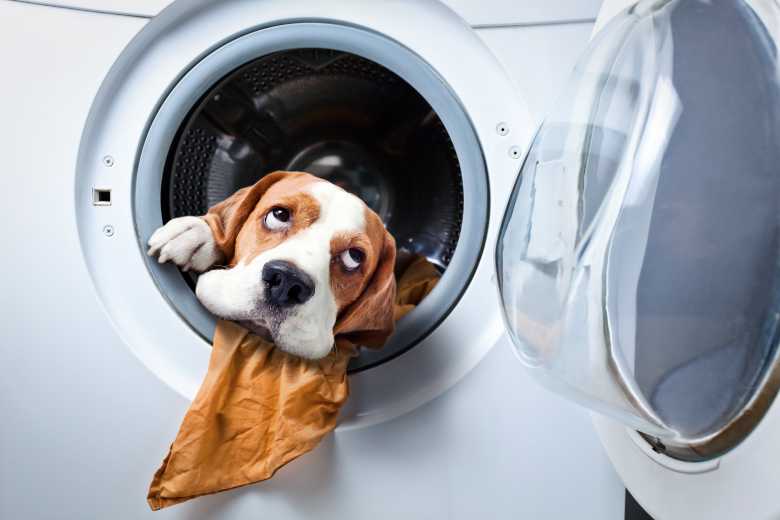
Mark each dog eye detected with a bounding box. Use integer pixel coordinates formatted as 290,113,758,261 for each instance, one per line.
265,207,291,230
340,248,365,271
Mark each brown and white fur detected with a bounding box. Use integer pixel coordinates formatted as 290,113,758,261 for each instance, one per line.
147,171,396,359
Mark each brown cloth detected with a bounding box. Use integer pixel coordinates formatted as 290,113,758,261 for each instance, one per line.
394,255,441,321
147,257,440,510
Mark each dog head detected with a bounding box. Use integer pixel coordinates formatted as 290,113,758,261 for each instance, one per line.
195,171,396,359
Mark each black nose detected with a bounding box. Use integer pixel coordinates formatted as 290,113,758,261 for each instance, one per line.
262,260,315,307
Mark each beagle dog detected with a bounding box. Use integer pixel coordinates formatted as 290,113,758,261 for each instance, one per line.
147,171,397,360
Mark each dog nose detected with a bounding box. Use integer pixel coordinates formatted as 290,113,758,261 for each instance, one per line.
262,260,315,307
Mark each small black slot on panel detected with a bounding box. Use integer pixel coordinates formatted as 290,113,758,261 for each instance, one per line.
93,188,111,206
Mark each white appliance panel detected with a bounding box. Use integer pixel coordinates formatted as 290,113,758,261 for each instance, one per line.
0,2,623,519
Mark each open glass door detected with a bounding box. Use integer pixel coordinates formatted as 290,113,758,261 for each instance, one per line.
497,0,780,460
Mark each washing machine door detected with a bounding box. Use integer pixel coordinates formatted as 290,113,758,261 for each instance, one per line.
497,0,780,517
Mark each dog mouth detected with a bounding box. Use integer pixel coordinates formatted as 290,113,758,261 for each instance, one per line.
237,303,288,343
237,319,274,342
227,303,335,360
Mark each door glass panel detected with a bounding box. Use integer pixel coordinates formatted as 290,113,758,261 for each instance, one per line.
497,0,780,455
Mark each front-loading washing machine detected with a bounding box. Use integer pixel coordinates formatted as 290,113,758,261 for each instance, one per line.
5,0,777,518
0,0,627,519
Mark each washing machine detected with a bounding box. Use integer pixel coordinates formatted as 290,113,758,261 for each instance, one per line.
4,0,776,518
0,0,627,519
497,0,780,519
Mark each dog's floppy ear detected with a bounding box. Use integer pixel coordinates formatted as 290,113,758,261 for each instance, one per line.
202,171,296,261
334,228,397,348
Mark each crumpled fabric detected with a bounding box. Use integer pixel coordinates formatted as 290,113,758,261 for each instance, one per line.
394,255,441,321
147,257,440,510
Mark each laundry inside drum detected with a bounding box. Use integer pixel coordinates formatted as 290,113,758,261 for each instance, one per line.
161,48,465,371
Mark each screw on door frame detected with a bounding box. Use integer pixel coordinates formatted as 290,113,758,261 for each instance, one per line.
102,155,115,167
508,146,522,159
496,122,509,136
102,224,115,237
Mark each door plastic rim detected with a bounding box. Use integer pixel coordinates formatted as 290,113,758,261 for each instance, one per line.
586,2,780,517
497,0,780,461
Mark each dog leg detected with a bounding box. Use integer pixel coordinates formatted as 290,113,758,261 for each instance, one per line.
147,216,224,272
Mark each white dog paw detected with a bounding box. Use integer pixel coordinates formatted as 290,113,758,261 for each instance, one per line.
147,216,223,273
